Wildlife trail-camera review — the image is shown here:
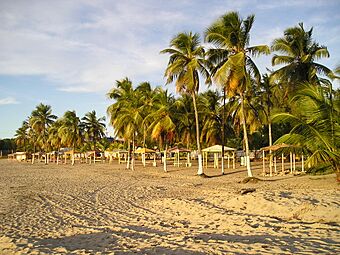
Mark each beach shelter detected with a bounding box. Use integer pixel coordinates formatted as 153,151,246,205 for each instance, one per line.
105,149,128,163
261,143,303,176
134,147,157,167
168,147,192,167
202,145,236,169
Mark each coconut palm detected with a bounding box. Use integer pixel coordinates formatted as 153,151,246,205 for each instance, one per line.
271,23,332,95
205,11,270,177
30,103,57,153
173,94,196,149
59,111,83,151
135,82,155,147
272,83,339,172
15,120,30,151
82,111,106,152
145,88,176,171
161,31,210,176
199,90,223,146
48,120,63,151
107,78,144,170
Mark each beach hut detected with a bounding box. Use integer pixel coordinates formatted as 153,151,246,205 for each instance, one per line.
261,143,304,176
8,152,27,162
168,147,192,167
134,147,157,167
202,145,236,169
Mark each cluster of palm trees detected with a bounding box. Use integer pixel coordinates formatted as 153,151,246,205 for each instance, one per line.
14,11,339,175
15,103,106,154
107,11,339,175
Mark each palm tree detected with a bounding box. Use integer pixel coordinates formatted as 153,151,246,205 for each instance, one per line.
271,23,332,95
135,82,155,147
30,103,57,156
15,121,30,152
272,82,339,172
59,111,83,151
161,32,210,176
145,87,176,171
173,94,196,149
107,78,144,170
205,11,270,177
199,90,223,146
82,111,106,152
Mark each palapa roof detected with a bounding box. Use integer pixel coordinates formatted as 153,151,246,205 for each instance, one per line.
260,143,293,151
134,147,156,154
168,147,191,153
106,149,128,153
202,145,236,153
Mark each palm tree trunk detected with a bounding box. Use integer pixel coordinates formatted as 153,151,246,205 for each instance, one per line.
192,92,203,175
127,140,130,169
268,120,273,176
240,94,253,177
131,133,135,171
221,87,226,175
163,144,167,172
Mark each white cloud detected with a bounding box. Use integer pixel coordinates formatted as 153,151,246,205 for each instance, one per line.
0,0,185,93
0,97,19,105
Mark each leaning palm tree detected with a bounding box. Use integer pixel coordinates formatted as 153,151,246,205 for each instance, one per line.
82,111,106,152
272,82,339,172
205,11,270,177
271,23,332,96
161,32,210,176
30,103,57,160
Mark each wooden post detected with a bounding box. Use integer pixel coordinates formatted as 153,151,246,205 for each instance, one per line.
262,150,265,176
233,151,235,169
290,152,293,174
72,152,75,165
269,151,272,177
281,153,284,173
302,154,304,172
227,154,230,169
274,157,277,174
293,153,296,173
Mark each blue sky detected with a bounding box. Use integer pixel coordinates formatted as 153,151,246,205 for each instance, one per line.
0,0,339,138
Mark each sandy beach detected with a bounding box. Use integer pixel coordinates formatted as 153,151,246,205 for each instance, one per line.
0,159,339,254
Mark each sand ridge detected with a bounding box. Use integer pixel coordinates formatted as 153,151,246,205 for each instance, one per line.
0,159,339,254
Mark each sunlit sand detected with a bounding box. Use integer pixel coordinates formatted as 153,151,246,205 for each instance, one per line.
0,159,339,254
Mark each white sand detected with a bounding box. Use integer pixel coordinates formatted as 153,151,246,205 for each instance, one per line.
0,159,339,254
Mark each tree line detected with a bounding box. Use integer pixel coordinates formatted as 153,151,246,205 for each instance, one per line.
12,11,339,176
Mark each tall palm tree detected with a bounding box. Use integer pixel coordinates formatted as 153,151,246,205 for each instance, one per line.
82,111,106,152
161,32,210,176
271,23,332,95
30,103,57,154
59,111,83,151
205,11,270,177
